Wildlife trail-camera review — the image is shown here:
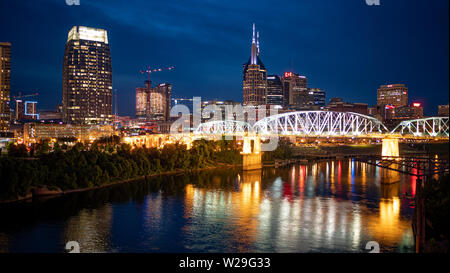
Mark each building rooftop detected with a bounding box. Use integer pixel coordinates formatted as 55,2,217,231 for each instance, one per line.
67,26,108,44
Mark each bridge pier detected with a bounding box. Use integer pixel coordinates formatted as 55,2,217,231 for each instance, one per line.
241,135,262,171
382,138,399,157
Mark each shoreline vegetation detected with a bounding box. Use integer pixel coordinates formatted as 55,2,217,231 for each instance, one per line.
0,138,246,204
0,162,242,204
0,139,447,204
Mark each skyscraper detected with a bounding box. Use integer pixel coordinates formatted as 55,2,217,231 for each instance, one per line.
267,75,283,106
281,72,307,108
0,42,11,132
136,81,149,120
377,84,408,107
148,83,171,121
243,24,267,106
136,81,172,121
62,26,113,124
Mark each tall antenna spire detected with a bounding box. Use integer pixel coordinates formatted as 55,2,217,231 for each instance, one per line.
252,23,256,44
257,31,260,55
250,23,257,65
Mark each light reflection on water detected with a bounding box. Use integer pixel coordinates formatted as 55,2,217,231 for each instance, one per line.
0,159,415,253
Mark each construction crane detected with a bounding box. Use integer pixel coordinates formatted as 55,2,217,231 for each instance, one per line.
140,66,175,88
12,92,39,100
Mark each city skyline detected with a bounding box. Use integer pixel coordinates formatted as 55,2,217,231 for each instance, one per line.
0,0,448,116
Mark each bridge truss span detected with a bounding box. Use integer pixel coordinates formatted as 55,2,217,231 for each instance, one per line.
193,120,252,135
391,117,449,137
253,111,388,137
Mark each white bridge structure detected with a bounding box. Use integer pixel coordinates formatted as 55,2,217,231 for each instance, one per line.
253,111,388,136
391,117,449,137
193,111,449,139
194,120,251,136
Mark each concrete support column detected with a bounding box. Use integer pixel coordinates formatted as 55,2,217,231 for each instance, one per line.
242,135,262,171
382,138,399,157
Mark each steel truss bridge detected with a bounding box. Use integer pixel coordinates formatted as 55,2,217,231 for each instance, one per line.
193,111,449,139
391,117,449,137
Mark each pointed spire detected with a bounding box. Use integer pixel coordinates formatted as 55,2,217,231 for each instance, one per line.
252,23,256,44
256,31,260,55
250,23,257,65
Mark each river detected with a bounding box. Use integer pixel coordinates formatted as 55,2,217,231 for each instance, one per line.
0,159,416,253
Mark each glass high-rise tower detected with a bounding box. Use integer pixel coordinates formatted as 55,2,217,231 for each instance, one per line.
0,42,11,133
62,26,112,124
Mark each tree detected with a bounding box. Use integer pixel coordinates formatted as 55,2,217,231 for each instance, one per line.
7,143,28,157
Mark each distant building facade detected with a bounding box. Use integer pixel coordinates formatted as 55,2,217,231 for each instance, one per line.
23,123,115,143
172,98,194,113
293,88,325,110
266,75,283,106
39,110,62,121
438,104,449,117
135,81,149,120
15,100,38,120
62,26,113,125
135,81,171,122
393,103,423,119
243,24,267,106
281,72,307,108
377,84,408,107
0,42,11,132
326,98,368,115
148,83,171,121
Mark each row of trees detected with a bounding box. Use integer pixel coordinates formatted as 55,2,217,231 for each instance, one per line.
0,138,242,201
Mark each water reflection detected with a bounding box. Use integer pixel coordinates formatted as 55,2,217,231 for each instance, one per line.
0,160,414,253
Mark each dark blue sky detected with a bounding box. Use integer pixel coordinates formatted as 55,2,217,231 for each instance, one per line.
0,0,448,116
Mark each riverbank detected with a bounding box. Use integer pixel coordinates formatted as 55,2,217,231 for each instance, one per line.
0,162,242,204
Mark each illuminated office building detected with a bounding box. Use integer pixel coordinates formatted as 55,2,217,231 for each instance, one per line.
281,72,307,108
377,84,408,107
135,81,171,122
243,24,267,106
23,123,114,144
266,75,283,106
62,26,113,124
0,42,11,132
136,81,149,120
148,83,171,121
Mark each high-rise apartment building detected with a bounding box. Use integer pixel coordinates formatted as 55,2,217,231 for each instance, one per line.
62,26,113,124
135,81,171,121
266,75,283,106
281,72,307,108
0,42,11,132
148,83,171,121
377,84,408,107
243,24,267,106
136,81,149,120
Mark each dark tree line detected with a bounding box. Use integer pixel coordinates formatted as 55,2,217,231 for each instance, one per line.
0,139,242,201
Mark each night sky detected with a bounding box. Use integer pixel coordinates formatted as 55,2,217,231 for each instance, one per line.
0,0,448,116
